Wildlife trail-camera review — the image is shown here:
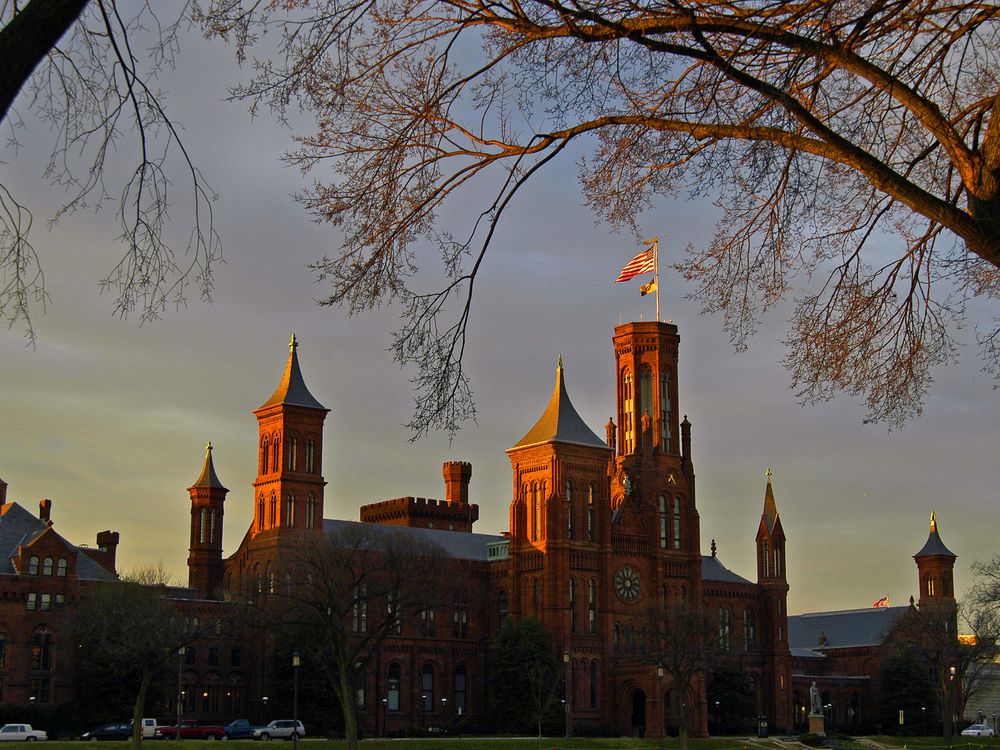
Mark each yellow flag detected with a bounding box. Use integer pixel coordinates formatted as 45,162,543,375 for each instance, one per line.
640,280,657,296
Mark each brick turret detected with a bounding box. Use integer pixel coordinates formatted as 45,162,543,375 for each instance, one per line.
360,462,479,532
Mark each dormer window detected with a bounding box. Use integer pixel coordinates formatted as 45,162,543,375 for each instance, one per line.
42,557,53,576
56,558,67,577
28,556,39,575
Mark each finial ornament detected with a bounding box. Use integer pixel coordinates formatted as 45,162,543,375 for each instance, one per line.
930,510,937,532
206,442,213,455
557,354,563,370
766,467,772,481
289,333,298,352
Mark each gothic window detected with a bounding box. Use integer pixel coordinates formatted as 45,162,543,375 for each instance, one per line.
745,608,756,652
271,433,280,472
640,365,653,445
268,570,275,594
625,623,635,653
30,629,54,671
622,369,634,453
353,584,368,633
659,496,667,548
26,593,36,610
387,663,401,711
40,593,51,611
761,540,771,578
42,557,53,576
287,436,297,471
719,607,731,650
421,664,435,712
660,369,672,450
354,661,366,708
210,509,217,544
29,677,50,704
452,589,469,638
28,556,38,575
261,437,269,474
775,540,784,577
498,590,509,630
305,438,316,473
257,495,265,531
566,480,574,539
199,507,207,544
588,579,597,633
454,665,468,715
225,675,244,715
613,623,621,653
268,493,277,527
673,498,682,550
306,494,316,529
532,483,543,541
569,578,576,633
388,589,401,634
587,484,595,541
925,575,935,596
420,603,436,636
285,493,295,527
56,558,67,576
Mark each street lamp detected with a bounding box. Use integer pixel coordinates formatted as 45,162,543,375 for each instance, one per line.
657,665,664,750
421,694,427,729
262,696,268,724
381,698,388,738
441,697,448,734
922,706,927,736
563,652,571,739
176,647,185,735
992,712,997,736
292,651,300,750
715,700,721,736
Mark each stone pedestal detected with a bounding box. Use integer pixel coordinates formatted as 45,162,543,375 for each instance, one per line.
808,712,826,736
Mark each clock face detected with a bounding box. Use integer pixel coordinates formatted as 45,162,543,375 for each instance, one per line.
614,565,641,603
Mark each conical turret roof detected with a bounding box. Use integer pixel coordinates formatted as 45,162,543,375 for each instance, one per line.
762,468,779,533
258,334,326,411
190,443,227,491
510,356,608,451
914,511,956,558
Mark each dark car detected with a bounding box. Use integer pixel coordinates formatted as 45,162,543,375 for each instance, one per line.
80,723,132,741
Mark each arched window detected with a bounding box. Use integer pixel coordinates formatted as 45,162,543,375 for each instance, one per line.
622,369,634,453
587,484,596,541
660,369,672,451
421,663,435,711
565,480,573,539
613,623,621,653
639,365,653,445
41,557,52,576
569,578,576,632
305,438,316,473
287,436,297,471
454,665,468,714
761,540,771,578
306,494,316,529
225,674,244,715
261,436,269,474
353,584,368,633
775,540,784,577
30,629,54,671
658,496,667,548
588,579,597,633
28,556,38,575
257,495,265,531
926,575,936,596
498,591,509,630
210,509,217,544
285,493,295,527
387,663,401,711
271,433,280,472
354,661,366,708
452,589,468,638
532,483,542,541
56,558,67,577
744,608,756,651
268,493,277,527
673,498,682,549
268,570,275,594
719,607,732,650
199,508,207,544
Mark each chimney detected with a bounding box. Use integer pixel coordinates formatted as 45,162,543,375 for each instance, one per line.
96,530,120,569
0,477,7,504
39,498,52,525
442,461,472,504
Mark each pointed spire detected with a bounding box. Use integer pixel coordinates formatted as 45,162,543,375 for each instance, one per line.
914,510,956,558
259,334,327,411
510,357,608,450
191,442,228,490
762,468,778,533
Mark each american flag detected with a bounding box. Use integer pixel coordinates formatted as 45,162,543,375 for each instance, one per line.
615,248,656,283
872,595,889,608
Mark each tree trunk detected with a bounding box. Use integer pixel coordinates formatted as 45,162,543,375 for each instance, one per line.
337,667,360,750
0,0,91,121
131,668,151,750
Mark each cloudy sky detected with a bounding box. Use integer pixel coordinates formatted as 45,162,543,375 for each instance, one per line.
1,17,996,617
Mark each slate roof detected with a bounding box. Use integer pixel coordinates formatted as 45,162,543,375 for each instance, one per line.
510,357,609,451
0,502,117,580
258,335,327,411
701,555,753,585
190,443,228,491
788,606,908,650
323,519,504,561
914,512,956,558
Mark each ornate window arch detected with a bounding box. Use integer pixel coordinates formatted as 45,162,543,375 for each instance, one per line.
261,436,269,474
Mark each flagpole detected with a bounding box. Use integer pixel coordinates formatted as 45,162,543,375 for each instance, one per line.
644,236,660,321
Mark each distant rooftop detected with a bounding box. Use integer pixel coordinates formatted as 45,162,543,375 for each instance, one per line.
788,606,908,650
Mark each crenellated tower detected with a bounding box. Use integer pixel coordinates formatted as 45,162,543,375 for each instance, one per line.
251,335,329,540
188,442,228,598
754,469,792,729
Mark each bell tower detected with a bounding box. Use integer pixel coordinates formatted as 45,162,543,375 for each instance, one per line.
914,512,958,635
251,335,329,540
187,442,228,598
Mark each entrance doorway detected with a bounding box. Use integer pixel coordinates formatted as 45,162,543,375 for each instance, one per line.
630,689,647,737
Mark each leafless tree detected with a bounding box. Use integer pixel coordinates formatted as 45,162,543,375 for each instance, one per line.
1,1,219,342
258,525,447,750
199,0,999,434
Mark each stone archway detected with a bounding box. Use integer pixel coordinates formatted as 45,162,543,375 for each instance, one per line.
630,688,647,737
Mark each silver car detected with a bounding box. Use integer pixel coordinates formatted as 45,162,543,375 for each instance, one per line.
962,724,995,737
253,721,304,741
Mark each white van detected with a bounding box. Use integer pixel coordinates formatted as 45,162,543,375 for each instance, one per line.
140,719,159,739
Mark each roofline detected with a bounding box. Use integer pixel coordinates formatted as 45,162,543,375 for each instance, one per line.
505,439,613,453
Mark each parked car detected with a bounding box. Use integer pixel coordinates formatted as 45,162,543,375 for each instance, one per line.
0,724,47,742
252,721,305,741
962,724,995,737
223,720,260,741
80,724,132,742
158,721,226,741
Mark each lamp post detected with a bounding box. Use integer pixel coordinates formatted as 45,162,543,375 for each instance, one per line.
922,706,927,736
441,697,448,734
948,666,956,740
262,696,268,725
657,664,664,750
563,652,571,739
421,694,427,729
176,647,185,736
381,698,388,738
992,712,997,736
292,651,300,750
715,700,721,736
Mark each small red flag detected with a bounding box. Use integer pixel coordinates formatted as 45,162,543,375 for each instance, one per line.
873,595,889,608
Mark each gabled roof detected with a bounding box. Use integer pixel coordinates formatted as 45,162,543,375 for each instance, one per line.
258,334,327,411
189,443,228,491
0,502,117,580
914,511,956,559
702,555,753,585
787,606,908,650
323,519,503,561
509,357,609,451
